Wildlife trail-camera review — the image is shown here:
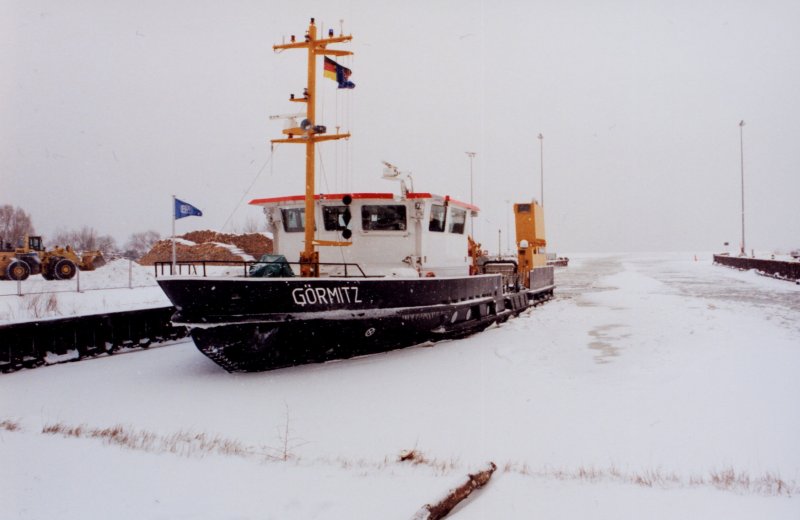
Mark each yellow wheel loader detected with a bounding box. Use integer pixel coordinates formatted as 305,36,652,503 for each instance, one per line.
0,238,37,280
0,236,105,281
0,251,32,281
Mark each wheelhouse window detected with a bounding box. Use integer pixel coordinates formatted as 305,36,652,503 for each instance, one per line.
429,204,446,232
281,208,305,232
322,205,349,231
448,207,466,234
361,205,407,231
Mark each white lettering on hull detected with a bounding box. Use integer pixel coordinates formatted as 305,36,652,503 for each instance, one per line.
292,286,363,307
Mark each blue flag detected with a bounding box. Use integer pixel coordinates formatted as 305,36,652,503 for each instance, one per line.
174,198,203,219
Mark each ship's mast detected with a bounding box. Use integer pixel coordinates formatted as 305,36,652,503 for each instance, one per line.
272,18,353,277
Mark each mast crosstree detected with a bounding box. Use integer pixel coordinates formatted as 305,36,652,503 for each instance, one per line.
272,18,353,277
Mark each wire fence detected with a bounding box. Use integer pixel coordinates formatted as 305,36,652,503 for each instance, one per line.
0,260,157,297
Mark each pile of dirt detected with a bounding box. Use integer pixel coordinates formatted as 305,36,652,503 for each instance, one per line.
138,230,273,265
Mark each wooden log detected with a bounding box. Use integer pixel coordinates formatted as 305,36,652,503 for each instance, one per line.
412,462,497,520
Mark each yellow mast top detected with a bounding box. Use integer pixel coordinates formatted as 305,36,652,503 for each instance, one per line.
272,18,353,277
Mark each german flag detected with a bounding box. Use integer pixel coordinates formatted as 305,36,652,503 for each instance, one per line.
323,57,355,89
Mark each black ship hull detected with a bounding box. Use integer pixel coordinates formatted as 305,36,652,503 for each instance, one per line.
157,273,553,372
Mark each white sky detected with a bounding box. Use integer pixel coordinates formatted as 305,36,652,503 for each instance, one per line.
2,0,799,253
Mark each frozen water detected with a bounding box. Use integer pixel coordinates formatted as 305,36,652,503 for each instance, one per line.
1,253,798,519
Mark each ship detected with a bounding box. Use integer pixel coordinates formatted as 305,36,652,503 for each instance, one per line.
546,253,569,267
156,18,555,372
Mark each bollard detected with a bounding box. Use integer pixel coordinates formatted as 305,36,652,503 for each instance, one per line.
17,278,22,296
129,259,133,289
76,268,82,293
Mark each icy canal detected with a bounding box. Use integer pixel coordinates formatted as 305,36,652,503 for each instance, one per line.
2,253,799,519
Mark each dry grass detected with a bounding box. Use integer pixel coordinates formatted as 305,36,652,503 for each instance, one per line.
42,422,265,460
42,406,312,463
24,293,59,318
708,468,792,496
398,448,461,475
0,419,22,432
34,420,798,497
500,462,796,497
399,448,428,464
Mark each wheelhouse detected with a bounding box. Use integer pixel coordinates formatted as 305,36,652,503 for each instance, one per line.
250,192,478,277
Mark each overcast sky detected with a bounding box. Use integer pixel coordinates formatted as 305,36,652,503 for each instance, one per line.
3,0,799,253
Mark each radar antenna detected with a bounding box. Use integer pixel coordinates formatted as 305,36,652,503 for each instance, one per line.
381,161,414,197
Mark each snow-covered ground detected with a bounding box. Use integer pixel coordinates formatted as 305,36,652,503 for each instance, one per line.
0,259,169,325
1,253,799,518
0,259,249,325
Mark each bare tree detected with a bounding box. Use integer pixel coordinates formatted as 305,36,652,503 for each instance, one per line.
239,215,265,234
123,230,161,260
94,234,117,257
0,204,35,246
51,226,117,256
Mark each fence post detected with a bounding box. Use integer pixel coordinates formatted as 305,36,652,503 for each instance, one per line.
17,278,22,296
76,268,82,293
129,259,133,288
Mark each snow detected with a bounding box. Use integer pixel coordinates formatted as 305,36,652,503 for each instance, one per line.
209,241,256,262
0,259,169,325
2,253,799,518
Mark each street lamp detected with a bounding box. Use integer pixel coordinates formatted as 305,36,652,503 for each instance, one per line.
466,151,476,236
505,199,511,253
537,133,544,206
739,120,746,256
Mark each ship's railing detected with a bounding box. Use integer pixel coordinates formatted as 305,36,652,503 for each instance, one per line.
153,260,372,278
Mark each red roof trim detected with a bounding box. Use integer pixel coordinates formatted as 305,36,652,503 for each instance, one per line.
249,192,479,211
443,196,479,212
250,193,394,205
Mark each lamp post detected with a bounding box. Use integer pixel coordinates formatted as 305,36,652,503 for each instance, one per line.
739,120,746,256
537,133,544,206
505,199,511,254
466,151,476,236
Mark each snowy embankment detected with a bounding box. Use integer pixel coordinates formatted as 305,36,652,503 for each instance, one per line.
1,253,798,518
0,259,170,325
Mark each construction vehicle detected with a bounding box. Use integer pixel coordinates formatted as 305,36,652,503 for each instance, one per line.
0,241,38,281
27,236,107,279
0,236,105,281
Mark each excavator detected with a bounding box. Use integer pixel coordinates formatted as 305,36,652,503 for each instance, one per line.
0,236,105,281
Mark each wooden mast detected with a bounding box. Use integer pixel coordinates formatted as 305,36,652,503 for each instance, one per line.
272,18,353,277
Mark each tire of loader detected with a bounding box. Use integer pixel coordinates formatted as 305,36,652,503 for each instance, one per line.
54,258,77,280
42,257,60,280
6,260,30,281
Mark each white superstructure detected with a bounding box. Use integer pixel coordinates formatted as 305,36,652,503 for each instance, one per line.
251,192,478,278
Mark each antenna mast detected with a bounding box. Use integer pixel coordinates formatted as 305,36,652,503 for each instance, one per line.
272,18,353,276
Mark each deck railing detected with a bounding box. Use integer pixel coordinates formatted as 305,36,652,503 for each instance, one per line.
153,260,371,278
